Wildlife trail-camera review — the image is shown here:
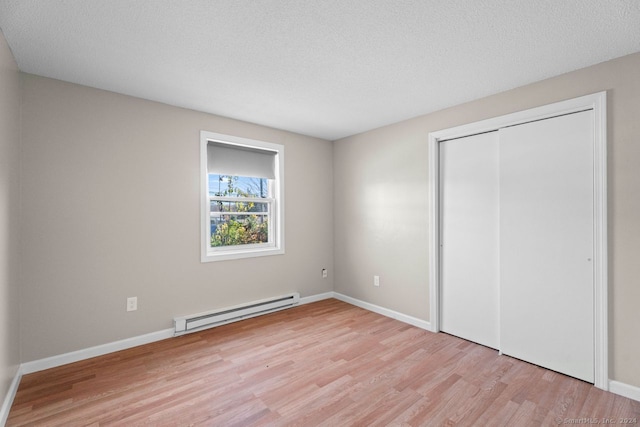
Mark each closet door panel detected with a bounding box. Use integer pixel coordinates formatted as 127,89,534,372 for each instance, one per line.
440,131,500,349
499,111,594,382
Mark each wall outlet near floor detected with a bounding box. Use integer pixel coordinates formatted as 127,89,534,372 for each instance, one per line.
322,268,328,278
127,296,138,312
374,275,380,287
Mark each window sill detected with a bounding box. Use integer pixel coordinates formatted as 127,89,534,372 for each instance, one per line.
201,246,284,263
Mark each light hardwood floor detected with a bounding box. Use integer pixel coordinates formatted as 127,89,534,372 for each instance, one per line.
8,299,640,426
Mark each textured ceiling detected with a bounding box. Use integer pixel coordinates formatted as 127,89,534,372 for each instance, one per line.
1,1,639,141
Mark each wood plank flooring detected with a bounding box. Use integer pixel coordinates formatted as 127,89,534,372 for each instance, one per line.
8,299,640,426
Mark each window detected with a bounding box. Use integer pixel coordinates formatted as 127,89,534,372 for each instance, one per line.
201,131,284,262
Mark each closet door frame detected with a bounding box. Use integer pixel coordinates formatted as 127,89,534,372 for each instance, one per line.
427,92,608,390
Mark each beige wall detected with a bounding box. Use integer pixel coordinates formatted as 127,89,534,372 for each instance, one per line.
0,30,21,400
334,52,640,387
19,75,334,361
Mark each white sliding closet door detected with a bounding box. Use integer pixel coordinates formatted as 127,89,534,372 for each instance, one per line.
440,131,500,349
499,111,594,382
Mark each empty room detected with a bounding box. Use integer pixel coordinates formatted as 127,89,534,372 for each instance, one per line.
1,1,639,425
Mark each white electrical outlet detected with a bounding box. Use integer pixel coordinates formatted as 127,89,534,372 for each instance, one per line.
322,268,328,278
127,297,138,312
374,275,380,287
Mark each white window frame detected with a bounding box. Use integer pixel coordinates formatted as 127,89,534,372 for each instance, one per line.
201,131,285,262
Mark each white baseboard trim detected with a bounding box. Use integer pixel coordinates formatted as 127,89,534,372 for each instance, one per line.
333,292,433,332
609,380,640,402
17,292,337,377
20,328,174,375
299,292,334,305
1,366,22,426
15,292,431,376
16,291,337,377
8,292,636,420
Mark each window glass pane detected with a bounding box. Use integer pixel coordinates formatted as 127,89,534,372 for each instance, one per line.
208,174,270,248
210,213,269,247
208,174,268,198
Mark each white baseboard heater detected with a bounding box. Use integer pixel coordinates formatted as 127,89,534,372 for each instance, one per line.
173,292,300,336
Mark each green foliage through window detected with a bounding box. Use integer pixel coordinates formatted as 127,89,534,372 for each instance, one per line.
211,216,268,247
209,175,270,247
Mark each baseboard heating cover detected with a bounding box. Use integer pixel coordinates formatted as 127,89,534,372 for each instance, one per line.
173,292,300,336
